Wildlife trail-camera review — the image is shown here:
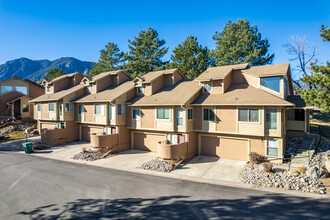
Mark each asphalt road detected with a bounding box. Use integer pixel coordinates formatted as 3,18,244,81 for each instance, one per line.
0,151,330,220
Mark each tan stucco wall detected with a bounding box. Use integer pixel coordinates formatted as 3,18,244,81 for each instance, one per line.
164,75,173,86
28,84,44,98
231,70,245,83
223,73,232,92
144,84,152,96
90,133,118,149
40,121,79,145
96,75,113,92
141,107,155,128
194,106,203,130
250,137,265,156
242,72,259,88
53,77,71,93
157,141,188,160
173,70,184,84
151,75,165,94
216,107,236,132
212,80,223,94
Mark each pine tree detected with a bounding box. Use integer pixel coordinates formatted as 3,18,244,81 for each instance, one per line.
89,42,125,77
298,25,330,112
44,68,66,81
212,19,274,66
125,28,168,77
170,35,211,78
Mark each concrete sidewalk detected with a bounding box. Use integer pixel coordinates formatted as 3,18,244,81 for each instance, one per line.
10,140,330,199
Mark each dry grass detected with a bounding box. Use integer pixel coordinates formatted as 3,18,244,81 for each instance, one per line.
1,131,26,142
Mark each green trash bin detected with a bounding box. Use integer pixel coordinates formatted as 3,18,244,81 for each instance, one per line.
22,142,33,154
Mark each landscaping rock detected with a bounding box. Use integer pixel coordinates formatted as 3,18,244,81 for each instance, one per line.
296,167,306,174
140,158,172,172
287,170,299,177
72,151,104,161
306,166,318,178
325,160,330,173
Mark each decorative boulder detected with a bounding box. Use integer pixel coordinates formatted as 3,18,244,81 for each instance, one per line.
307,166,319,179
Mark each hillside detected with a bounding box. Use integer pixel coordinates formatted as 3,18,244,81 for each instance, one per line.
0,57,93,80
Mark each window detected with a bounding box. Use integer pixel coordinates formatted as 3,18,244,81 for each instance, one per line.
15,86,28,95
59,103,63,116
95,104,105,115
22,104,29,112
176,108,184,126
65,103,74,112
137,87,144,94
118,104,125,115
0,85,14,94
37,103,41,112
203,108,215,121
203,83,213,92
109,104,115,120
169,134,176,144
287,109,305,121
46,87,50,93
157,108,170,119
267,139,278,156
106,126,111,135
287,109,294,120
132,109,140,119
260,77,280,93
238,109,259,122
48,103,55,112
188,109,193,120
79,105,85,114
86,86,92,94
266,109,277,130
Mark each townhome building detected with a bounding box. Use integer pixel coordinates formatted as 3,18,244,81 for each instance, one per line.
31,62,312,162
30,72,86,145
0,77,44,120
126,69,201,159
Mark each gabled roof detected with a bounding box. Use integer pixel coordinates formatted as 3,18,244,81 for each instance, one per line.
242,63,290,77
82,70,131,83
286,95,308,108
42,72,83,85
0,77,44,91
192,83,294,106
136,68,184,84
196,63,249,81
7,95,32,104
30,83,87,102
128,79,201,106
73,80,135,103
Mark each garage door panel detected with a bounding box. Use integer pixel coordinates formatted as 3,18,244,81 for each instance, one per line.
134,133,164,152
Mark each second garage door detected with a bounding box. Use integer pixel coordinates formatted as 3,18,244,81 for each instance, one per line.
201,135,248,161
81,126,104,141
133,133,165,151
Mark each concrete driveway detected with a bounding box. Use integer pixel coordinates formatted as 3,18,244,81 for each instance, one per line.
172,156,247,182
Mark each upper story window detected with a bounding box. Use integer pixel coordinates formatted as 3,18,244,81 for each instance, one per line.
15,86,28,95
86,86,92,94
79,105,85,114
238,108,259,122
46,87,50,93
37,103,41,112
65,103,74,112
203,108,215,121
188,109,193,120
137,87,144,94
117,104,125,115
266,109,277,130
176,108,184,126
260,77,280,93
203,83,213,92
48,103,55,112
22,104,29,112
132,109,140,120
157,108,170,119
0,85,14,94
95,104,105,115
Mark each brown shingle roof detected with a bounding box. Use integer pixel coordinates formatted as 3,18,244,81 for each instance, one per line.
90,70,130,82
242,63,290,77
197,63,249,81
43,72,83,84
286,95,307,108
30,83,87,102
129,79,201,106
138,68,180,83
73,80,135,103
192,83,293,106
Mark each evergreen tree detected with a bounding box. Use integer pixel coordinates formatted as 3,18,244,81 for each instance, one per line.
125,28,168,77
298,25,330,112
212,19,274,66
44,68,66,81
89,42,125,77
170,35,211,78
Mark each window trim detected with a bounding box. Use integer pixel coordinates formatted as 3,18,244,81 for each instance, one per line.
203,82,213,92
65,103,74,112
78,104,85,114
238,108,260,123
266,108,278,130
37,103,41,112
94,104,105,115
203,108,216,122
260,76,281,94
117,104,125,115
0,85,14,94
266,139,279,157
176,108,184,126
156,108,170,120
15,86,28,95
137,87,144,94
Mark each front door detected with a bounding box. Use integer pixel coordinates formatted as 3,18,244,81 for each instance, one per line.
177,134,185,144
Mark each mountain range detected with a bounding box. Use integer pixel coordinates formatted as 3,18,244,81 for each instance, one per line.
0,57,93,81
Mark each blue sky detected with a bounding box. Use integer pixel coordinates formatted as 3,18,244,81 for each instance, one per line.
0,0,329,79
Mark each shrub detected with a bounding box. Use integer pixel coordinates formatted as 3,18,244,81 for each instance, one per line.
296,167,306,174
249,152,268,167
262,162,273,173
